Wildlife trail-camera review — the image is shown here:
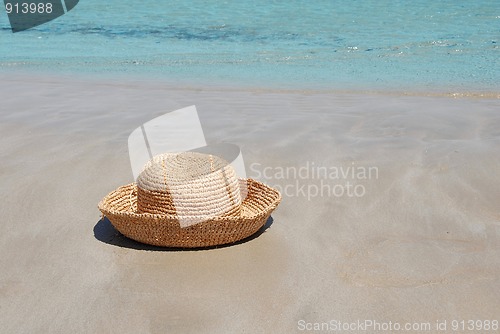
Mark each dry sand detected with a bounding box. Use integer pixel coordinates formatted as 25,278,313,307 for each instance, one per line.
0,73,499,333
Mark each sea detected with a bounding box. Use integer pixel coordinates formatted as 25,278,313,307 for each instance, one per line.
0,0,499,92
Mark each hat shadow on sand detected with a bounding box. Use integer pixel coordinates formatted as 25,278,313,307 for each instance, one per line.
93,216,274,252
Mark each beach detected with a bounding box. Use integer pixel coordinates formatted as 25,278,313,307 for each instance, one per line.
0,73,499,332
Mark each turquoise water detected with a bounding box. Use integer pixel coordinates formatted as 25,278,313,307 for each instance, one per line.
0,0,499,91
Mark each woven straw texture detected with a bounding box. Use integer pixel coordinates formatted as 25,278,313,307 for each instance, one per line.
136,152,242,221
98,179,281,248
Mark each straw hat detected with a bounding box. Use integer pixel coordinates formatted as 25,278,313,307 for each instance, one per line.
98,151,281,248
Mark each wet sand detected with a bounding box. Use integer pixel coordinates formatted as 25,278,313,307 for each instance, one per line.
0,73,499,333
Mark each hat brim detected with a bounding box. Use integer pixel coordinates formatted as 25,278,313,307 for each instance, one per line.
98,179,281,248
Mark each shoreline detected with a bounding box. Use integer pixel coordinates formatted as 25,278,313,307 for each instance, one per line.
1,69,499,100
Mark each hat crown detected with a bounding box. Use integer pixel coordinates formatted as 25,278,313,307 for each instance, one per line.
136,152,242,225
139,151,230,185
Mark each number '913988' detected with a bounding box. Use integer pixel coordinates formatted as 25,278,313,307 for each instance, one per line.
3,0,79,32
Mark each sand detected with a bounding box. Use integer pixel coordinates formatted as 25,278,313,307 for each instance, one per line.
0,73,499,333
